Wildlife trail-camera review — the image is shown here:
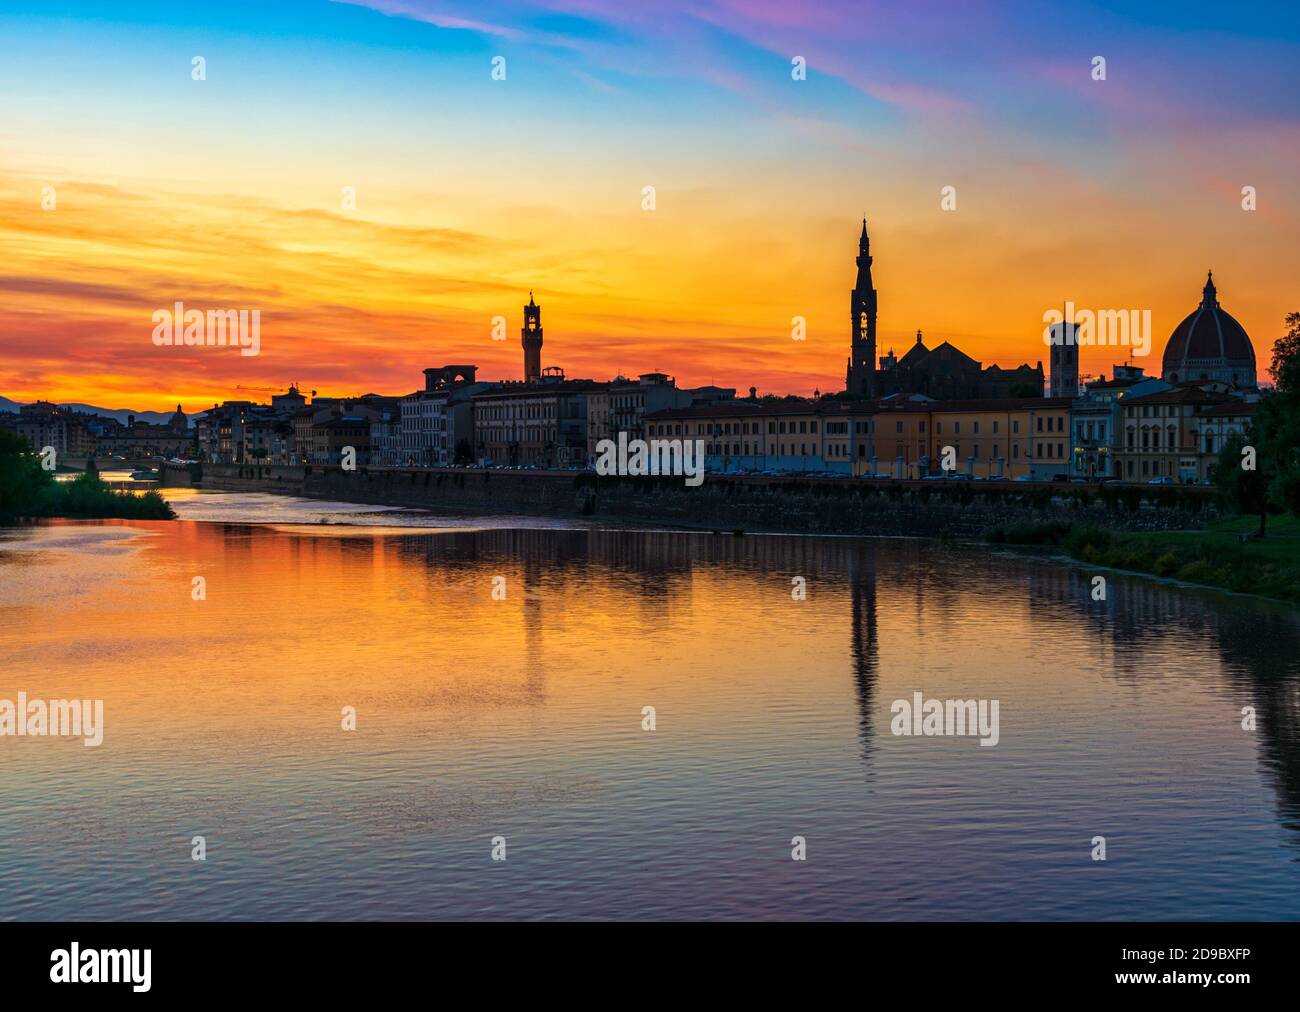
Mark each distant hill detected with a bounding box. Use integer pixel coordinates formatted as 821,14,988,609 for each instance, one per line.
0,395,188,427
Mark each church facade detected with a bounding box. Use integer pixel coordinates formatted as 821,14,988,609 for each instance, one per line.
844,220,1045,400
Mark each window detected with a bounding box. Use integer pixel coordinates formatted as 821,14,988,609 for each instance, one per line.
1013,420,1020,434
973,421,980,434
954,421,961,434
993,421,999,434
896,421,903,433
1012,443,1019,459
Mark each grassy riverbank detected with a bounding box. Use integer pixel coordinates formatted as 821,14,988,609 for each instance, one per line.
1,432,175,523
987,515,1300,603
48,472,176,520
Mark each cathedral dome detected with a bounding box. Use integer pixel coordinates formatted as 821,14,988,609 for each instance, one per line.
1161,272,1256,387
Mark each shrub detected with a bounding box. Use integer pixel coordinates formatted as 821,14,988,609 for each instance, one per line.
1063,526,1111,556
1152,549,1181,577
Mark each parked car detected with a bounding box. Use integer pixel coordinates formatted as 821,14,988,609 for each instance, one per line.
1148,476,1174,485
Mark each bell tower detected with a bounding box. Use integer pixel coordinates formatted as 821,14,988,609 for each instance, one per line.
845,219,877,398
522,292,543,382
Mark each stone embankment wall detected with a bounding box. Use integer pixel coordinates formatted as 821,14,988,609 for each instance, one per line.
161,463,1212,537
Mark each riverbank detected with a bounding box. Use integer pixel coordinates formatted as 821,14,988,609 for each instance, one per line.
162,462,1215,540
0,471,174,523
988,515,1300,604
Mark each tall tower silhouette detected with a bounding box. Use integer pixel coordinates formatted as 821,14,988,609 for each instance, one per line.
522,292,543,382
845,219,877,398
1048,310,1079,398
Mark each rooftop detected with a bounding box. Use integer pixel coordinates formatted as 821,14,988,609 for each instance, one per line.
1123,387,1230,406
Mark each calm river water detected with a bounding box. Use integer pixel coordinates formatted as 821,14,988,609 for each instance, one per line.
2,488,1299,920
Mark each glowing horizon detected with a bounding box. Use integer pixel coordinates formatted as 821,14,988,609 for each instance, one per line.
2,0,1297,412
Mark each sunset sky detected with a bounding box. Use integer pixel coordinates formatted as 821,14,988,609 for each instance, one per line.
2,0,1298,412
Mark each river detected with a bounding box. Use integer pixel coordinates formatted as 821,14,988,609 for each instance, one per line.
2,488,1299,920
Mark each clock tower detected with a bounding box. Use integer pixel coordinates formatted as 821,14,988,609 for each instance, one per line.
522,292,543,382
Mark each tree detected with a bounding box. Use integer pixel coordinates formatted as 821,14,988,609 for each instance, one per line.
0,429,172,520
0,429,56,520
1215,431,1273,536
1260,313,1300,517
1269,311,1300,396
1213,313,1300,534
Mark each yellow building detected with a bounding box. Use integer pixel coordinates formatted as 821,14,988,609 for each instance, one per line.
1116,386,1255,484
645,396,1075,479
646,400,875,474
874,398,1073,479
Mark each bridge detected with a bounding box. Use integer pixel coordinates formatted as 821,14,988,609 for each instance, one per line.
58,457,169,472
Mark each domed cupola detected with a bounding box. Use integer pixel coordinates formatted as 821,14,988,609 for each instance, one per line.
1161,271,1256,388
